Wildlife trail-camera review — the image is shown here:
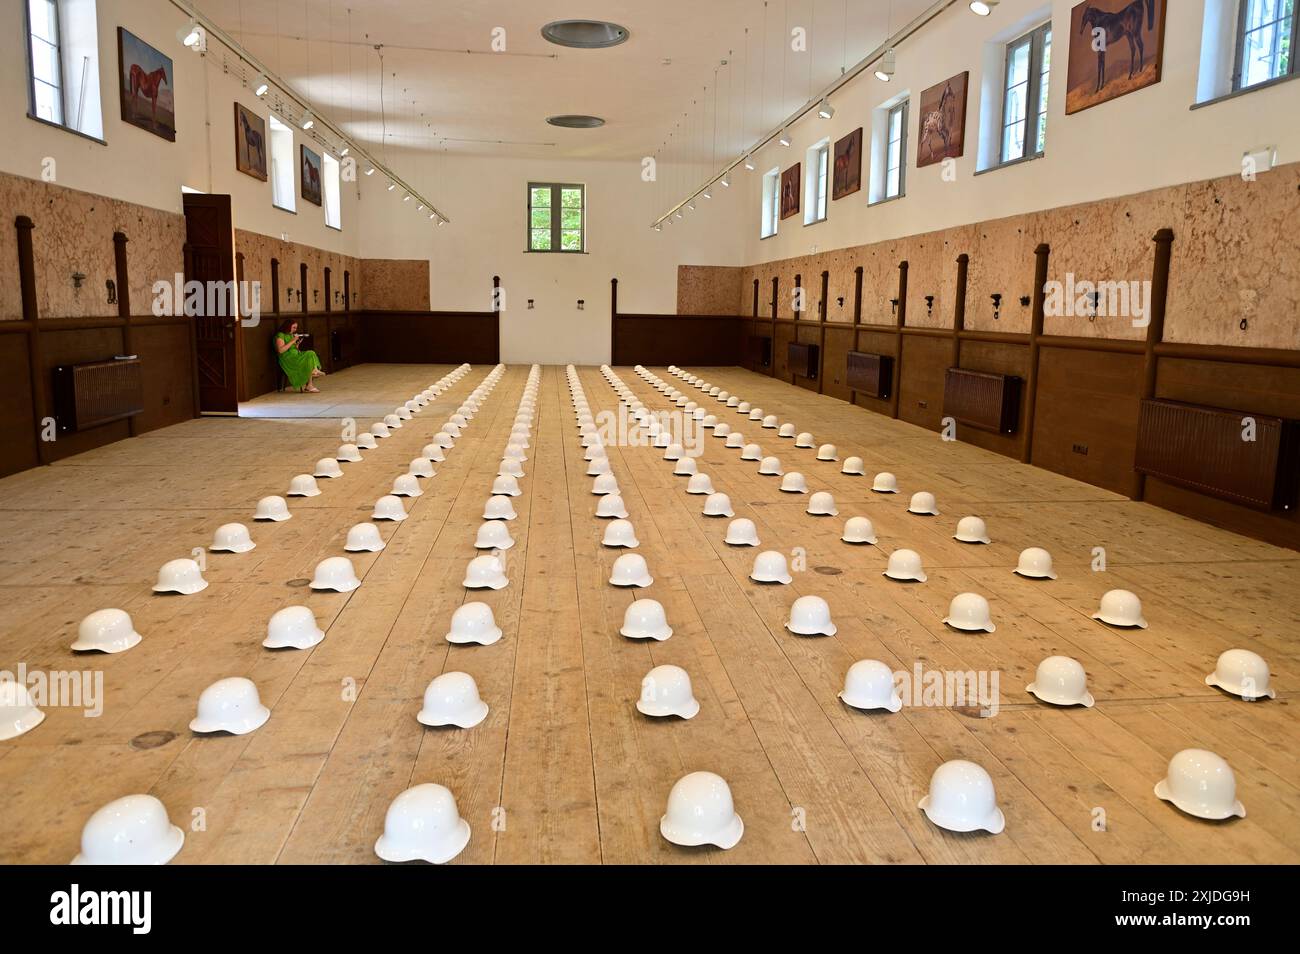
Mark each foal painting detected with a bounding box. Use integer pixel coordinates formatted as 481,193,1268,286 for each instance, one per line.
916,72,969,169
1066,0,1166,114
117,29,176,141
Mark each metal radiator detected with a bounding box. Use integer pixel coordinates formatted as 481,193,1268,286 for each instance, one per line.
1135,399,1299,511
788,342,820,379
943,368,1022,434
846,351,894,399
53,357,144,433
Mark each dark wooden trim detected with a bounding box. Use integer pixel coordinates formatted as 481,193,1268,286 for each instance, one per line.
953,253,969,369
323,266,332,312
1040,334,1145,354
890,260,908,419
1021,242,1051,463
610,277,619,364
16,215,48,464
817,270,829,394
1134,227,1176,498
1153,341,1300,367
183,242,200,417
299,262,309,314
343,269,351,312
751,279,759,318
270,258,280,316
769,276,778,377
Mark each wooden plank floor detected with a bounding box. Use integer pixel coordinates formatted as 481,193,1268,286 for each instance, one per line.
0,362,1295,864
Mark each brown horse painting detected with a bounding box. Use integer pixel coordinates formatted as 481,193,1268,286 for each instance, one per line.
1079,0,1157,93
239,110,265,174
919,82,956,162
129,63,169,126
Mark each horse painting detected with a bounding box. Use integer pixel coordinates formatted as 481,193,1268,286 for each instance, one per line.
301,145,323,206
916,72,969,168
1066,0,1165,114
234,104,267,181
832,128,863,200
117,29,176,140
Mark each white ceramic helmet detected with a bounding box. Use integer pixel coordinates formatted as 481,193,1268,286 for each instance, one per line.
780,472,808,494
587,457,611,477
724,431,745,448
653,431,673,448
759,413,776,427
391,474,423,498
345,522,385,553
592,473,620,496
417,672,490,729
686,473,715,496
638,665,700,719
750,550,793,585
807,491,837,515
816,444,838,461
741,443,762,461
450,413,468,427
315,457,343,479
1093,589,1147,628
1027,656,1094,707
919,760,1005,834
841,516,877,545
758,456,783,476
839,660,903,712
726,395,740,407
786,595,837,636
433,431,454,448
153,558,208,595
211,522,255,554
311,556,361,592
954,516,991,544
872,472,898,493
908,491,939,516
601,519,639,548
701,492,734,518
372,495,409,522
189,677,271,734
660,772,744,849
596,494,629,519
408,457,436,479
475,520,515,551
499,457,524,478
383,413,403,429
254,495,292,521
491,475,522,498
714,423,732,439
673,457,698,477
422,443,447,463
1014,547,1057,580
463,555,508,590
446,602,502,646
701,414,718,429
374,784,471,865
504,443,529,463
483,495,518,521
1154,749,1245,820
883,549,926,583
663,443,684,461
371,422,392,439
584,443,606,462
795,432,815,448
70,795,184,865
336,443,363,463
0,680,45,740
738,401,752,413
264,605,325,650
778,423,796,439
610,553,653,588
443,421,463,439
620,598,672,640
684,401,699,413
842,456,865,475
72,608,142,654
943,592,995,632
356,433,378,450
1205,649,1275,701
725,518,760,547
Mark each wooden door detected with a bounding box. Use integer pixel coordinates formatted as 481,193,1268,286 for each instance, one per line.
183,193,239,413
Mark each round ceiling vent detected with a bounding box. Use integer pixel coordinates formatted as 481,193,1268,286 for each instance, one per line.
541,20,629,49
546,115,606,129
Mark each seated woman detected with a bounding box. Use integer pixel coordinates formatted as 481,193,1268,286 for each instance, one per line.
275,319,325,393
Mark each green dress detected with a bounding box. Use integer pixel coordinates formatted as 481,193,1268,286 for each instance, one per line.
277,332,321,388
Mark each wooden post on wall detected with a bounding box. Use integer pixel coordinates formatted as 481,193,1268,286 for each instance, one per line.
1020,243,1051,464
343,269,350,312
1133,227,1176,500
299,263,309,313
890,260,908,419
323,266,332,312
848,265,864,405
791,274,801,384
610,277,619,365
817,270,829,393
952,253,969,369
751,279,759,318
183,242,200,417
16,215,50,465
114,231,138,437
270,258,280,316
769,277,778,376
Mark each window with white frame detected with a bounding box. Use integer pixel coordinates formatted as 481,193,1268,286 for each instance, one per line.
25,0,103,138
528,183,585,252
269,115,296,212
885,100,908,199
1000,22,1051,164
804,141,829,225
1235,0,1298,89
323,153,342,230
761,168,780,238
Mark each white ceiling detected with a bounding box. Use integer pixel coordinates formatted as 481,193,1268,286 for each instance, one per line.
198,0,935,164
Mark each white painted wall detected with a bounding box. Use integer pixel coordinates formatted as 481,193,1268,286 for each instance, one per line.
356,152,747,365
0,0,359,256
713,0,1300,265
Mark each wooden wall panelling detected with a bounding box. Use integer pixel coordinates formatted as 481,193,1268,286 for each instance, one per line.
612,315,741,367
130,319,197,433
773,320,794,380
896,333,949,432
0,328,39,477
951,339,1030,458
360,312,500,365
38,323,133,461
851,328,899,417
822,325,854,401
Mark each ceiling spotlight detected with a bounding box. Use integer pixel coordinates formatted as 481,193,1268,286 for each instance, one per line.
387,181,396,191
778,131,791,147
364,166,375,176
403,194,412,202
340,145,350,157
687,202,695,211
969,1,998,14
300,109,315,130
252,73,270,97
721,176,730,188
702,189,712,199
744,155,756,171
875,49,896,82
178,20,205,49
818,97,835,119
654,223,662,232
429,213,436,220
417,204,424,211
674,211,683,219
437,218,445,226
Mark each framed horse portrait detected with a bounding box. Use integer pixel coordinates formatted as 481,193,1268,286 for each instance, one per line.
117,28,176,141
779,163,801,220
234,104,267,181
1066,0,1167,114
832,128,863,200
916,72,967,168
300,145,323,206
